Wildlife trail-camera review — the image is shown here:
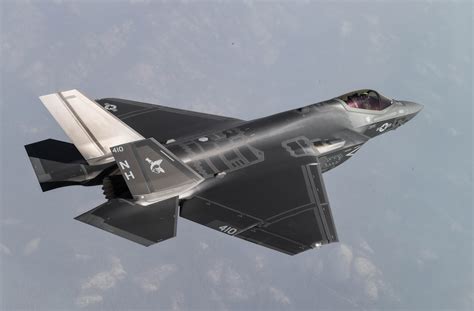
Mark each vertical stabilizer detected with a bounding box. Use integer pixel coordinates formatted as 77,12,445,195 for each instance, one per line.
39,89,143,165
111,138,204,205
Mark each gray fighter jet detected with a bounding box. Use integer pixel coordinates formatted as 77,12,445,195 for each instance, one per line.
25,89,422,255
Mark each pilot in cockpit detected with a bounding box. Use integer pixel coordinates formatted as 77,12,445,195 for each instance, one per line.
341,90,392,111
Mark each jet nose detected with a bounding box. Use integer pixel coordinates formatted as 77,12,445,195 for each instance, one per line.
403,101,424,116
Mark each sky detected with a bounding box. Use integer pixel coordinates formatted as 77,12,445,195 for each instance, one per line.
0,0,472,310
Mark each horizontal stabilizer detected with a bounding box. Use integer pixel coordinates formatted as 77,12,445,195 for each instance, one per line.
39,89,143,166
24,139,107,192
25,138,86,164
75,197,178,246
111,138,204,205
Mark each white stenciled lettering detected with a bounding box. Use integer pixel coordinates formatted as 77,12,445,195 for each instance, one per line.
219,225,238,235
119,160,130,170
124,171,135,180
112,146,124,153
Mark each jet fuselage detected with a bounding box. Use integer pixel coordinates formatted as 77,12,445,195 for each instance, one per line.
166,95,422,183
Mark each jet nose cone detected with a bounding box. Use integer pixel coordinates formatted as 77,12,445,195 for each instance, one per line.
403,101,424,116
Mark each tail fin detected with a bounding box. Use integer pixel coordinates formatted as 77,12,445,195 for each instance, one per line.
39,89,143,165
111,138,204,205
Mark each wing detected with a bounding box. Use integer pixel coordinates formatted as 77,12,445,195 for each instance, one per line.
180,145,340,255
95,97,243,142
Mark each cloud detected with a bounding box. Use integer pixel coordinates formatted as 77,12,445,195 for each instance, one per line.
0,243,12,256
416,248,439,267
329,243,353,281
81,257,126,290
354,257,377,279
353,256,386,301
207,261,224,285
23,237,41,256
171,292,184,311
340,21,352,37
223,267,247,301
448,127,459,137
363,280,379,301
199,241,209,250
75,294,103,308
359,240,374,255
20,122,44,135
269,287,291,305
129,63,156,88
134,264,177,293
19,60,52,91
83,20,134,58
207,260,249,301
255,255,265,271
323,243,395,303
415,60,443,79
76,257,125,307
0,1,46,73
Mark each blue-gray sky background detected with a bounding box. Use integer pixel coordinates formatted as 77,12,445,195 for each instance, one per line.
1,0,472,310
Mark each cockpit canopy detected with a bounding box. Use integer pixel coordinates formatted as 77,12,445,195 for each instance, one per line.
337,89,392,111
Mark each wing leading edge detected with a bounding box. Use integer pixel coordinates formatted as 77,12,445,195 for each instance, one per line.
95,97,243,142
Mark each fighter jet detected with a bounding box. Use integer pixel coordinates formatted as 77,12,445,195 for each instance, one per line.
25,89,422,255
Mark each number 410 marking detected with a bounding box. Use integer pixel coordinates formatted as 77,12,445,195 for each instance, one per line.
219,225,237,235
